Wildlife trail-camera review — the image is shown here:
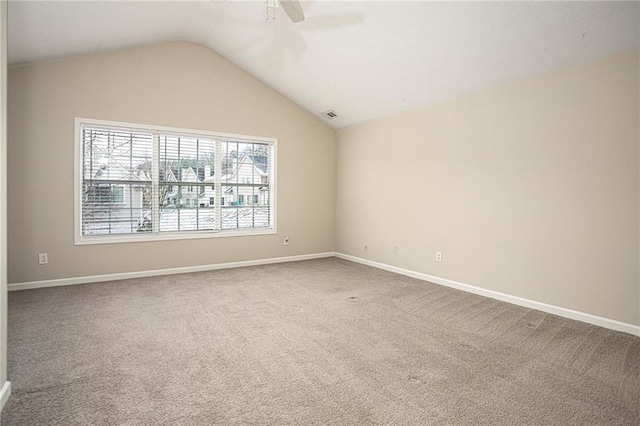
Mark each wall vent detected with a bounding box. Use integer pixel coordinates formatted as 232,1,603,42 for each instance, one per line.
321,110,338,119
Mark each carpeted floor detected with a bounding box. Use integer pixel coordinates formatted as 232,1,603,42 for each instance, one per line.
2,257,639,425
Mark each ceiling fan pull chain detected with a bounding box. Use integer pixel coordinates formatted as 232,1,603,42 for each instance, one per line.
265,0,276,20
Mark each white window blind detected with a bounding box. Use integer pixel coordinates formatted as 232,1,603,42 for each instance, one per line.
77,119,276,244
81,126,153,236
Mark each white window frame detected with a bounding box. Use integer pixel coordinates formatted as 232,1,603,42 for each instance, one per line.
74,117,277,245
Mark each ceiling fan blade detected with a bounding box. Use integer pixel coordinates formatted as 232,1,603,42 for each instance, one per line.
280,0,305,23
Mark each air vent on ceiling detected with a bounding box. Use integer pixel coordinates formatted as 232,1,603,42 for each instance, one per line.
321,110,338,119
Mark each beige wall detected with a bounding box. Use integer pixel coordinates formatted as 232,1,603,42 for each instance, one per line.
336,48,640,326
7,40,640,327
8,41,336,283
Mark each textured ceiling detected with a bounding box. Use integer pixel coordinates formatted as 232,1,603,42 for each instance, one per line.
8,1,640,129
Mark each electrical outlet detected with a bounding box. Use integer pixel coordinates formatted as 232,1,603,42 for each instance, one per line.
283,236,290,246
38,253,48,265
435,251,442,262
392,245,398,254
364,244,368,252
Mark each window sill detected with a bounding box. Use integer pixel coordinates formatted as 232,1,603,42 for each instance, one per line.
75,227,276,246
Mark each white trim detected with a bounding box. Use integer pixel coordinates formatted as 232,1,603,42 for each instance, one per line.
270,140,278,237
74,117,81,248
334,253,640,337
8,252,334,291
10,252,638,337
0,1,8,409
75,117,276,144
75,226,276,246
0,381,10,412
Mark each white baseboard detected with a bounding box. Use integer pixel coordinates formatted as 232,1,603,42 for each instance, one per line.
9,251,639,337
8,252,335,291
0,381,11,412
335,252,640,338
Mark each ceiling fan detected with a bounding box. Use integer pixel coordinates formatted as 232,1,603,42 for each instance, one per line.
278,0,305,23
213,0,305,23
266,0,305,23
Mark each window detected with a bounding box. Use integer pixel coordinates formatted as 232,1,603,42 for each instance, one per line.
111,186,125,204
88,184,124,205
76,118,276,244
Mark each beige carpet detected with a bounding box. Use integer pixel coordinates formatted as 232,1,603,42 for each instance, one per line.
2,257,639,425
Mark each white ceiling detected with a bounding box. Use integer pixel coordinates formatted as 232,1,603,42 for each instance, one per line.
8,1,640,129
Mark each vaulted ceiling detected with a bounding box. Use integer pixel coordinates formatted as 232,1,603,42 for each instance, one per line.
8,1,640,128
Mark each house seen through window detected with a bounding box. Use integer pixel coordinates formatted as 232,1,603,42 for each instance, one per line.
77,118,276,244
